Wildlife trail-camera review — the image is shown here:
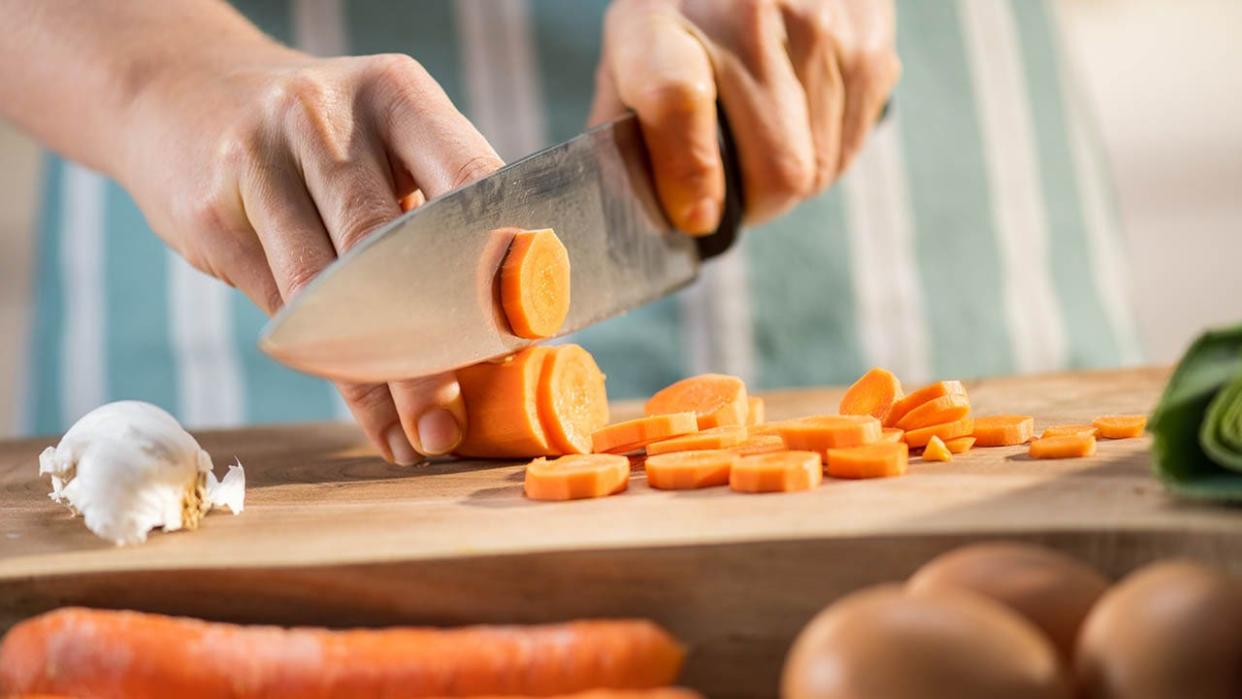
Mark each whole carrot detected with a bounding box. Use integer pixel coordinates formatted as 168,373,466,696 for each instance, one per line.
0,608,684,699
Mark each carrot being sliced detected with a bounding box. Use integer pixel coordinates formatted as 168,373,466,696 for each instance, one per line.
973,415,1035,447
1040,423,1099,439
500,228,571,339
592,413,698,454
944,436,976,454
646,425,747,456
825,442,909,479
903,417,975,448
730,451,822,493
839,368,903,420
922,435,952,462
894,394,971,431
538,345,610,454
747,397,766,426
457,347,554,458
645,449,738,490
0,608,684,697
880,428,905,443
729,434,787,457
1092,415,1147,439
1029,434,1097,459
525,454,630,501
883,380,967,428
778,415,882,454
644,374,748,430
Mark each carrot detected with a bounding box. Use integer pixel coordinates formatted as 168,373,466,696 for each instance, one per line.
972,415,1035,447
592,413,698,454
645,449,738,490
839,368,903,419
825,442,909,479
0,608,684,698
646,425,748,456
500,228,571,339
922,435,952,462
1040,423,1099,439
471,691,703,699
778,415,882,453
644,374,748,430
730,451,823,493
525,454,630,501
1092,414,1147,439
944,436,976,454
747,397,766,425
902,417,975,448
729,434,787,457
883,380,967,428
894,394,971,431
538,345,611,454
880,427,905,443
1029,434,1097,459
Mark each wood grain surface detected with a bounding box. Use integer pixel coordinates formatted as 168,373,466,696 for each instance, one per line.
3,367,1241,697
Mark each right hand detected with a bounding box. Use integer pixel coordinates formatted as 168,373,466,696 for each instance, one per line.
117,43,504,464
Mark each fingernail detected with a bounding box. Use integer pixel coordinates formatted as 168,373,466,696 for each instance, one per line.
416,407,462,456
385,424,419,466
683,198,721,234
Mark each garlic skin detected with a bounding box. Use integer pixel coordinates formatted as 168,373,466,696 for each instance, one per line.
38,401,244,545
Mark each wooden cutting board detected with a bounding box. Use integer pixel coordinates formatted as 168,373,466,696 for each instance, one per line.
3,367,1241,697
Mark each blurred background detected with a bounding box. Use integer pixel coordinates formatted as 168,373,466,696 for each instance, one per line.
0,0,1239,436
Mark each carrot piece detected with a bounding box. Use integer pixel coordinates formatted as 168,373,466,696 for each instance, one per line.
894,394,971,431
472,691,704,699
525,454,630,500
644,374,749,430
729,434,787,457
825,441,909,479
883,380,967,428
944,436,976,454
457,347,554,458
1029,434,1097,459
730,451,823,493
646,425,748,456
1092,414,1147,439
592,413,698,454
645,449,738,489
839,368,903,419
903,417,975,448
0,608,684,697
500,228,571,339
778,415,882,453
922,435,952,462
879,427,905,443
972,415,1035,447
1040,423,1100,439
747,397,766,426
537,345,610,454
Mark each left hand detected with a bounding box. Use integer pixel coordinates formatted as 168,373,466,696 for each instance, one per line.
591,0,900,232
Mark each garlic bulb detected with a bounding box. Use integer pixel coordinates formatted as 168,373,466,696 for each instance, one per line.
38,401,244,545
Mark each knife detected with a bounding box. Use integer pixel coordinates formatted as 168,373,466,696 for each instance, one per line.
260,110,745,383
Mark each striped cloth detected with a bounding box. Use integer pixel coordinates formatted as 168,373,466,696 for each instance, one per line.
19,0,1140,435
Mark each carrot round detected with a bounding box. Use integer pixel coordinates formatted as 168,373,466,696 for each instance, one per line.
592,413,698,454
747,397,766,426
778,415,882,453
457,347,553,458
0,608,684,698
903,417,975,448
839,368,903,420
729,434,787,457
730,451,823,493
1091,415,1147,439
644,374,748,430
922,435,952,462
525,454,630,501
879,428,905,444
1029,434,1097,459
894,393,971,431
883,380,966,428
645,449,738,490
944,436,976,454
825,441,909,479
972,415,1035,447
500,228,571,339
538,345,610,454
646,425,748,456
1040,423,1099,439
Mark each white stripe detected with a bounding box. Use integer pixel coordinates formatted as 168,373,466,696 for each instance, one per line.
699,245,756,383
292,0,346,57
455,0,546,161
679,281,713,376
167,254,244,428
959,0,1067,373
59,164,106,425
843,117,932,384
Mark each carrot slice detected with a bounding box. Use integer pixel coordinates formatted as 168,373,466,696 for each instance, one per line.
644,374,748,429
524,454,630,500
880,427,905,443
825,441,909,479
839,368,903,420
922,435,952,462
1041,423,1099,439
645,449,738,489
778,415,883,453
537,345,610,454
973,415,1035,447
1092,415,1147,439
883,380,967,428
944,436,976,454
730,451,822,493
903,417,975,448
894,394,971,431
747,397,766,426
592,413,698,454
730,434,787,456
646,425,748,456
1029,434,1097,459
457,347,554,458
500,228,571,339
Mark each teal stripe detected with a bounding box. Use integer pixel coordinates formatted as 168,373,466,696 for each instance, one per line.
530,0,607,143
747,188,865,388
895,0,1012,378
1010,0,1121,368
28,157,64,434
236,0,294,43
102,183,178,410
345,1,465,106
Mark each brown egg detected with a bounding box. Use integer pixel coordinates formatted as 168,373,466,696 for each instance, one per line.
907,541,1110,661
1076,560,1242,699
781,585,1069,699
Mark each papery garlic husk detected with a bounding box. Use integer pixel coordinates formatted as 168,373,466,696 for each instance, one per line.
38,401,244,545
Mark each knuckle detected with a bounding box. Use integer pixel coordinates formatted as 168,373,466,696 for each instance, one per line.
368,53,431,99
266,70,331,122
338,381,392,411
449,154,504,190
333,196,397,251
768,150,816,196
282,263,321,301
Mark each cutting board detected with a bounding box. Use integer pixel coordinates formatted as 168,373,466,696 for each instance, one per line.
3,367,1241,697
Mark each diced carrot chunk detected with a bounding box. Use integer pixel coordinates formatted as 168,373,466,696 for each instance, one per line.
1029,434,1097,459
645,449,738,490
825,442,909,479
883,380,967,428
592,413,699,454
903,417,975,448
778,415,882,454
879,428,904,443
524,454,630,501
922,435,952,462
645,374,748,430
894,394,971,431
1040,423,1099,439
944,436,976,454
973,415,1035,447
1091,415,1147,439
747,397,766,426
730,451,822,493
646,426,748,456
839,368,903,420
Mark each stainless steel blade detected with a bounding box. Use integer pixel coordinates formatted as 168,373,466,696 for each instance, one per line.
260,113,700,383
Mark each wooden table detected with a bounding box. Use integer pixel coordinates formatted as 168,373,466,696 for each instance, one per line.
2,367,1240,697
